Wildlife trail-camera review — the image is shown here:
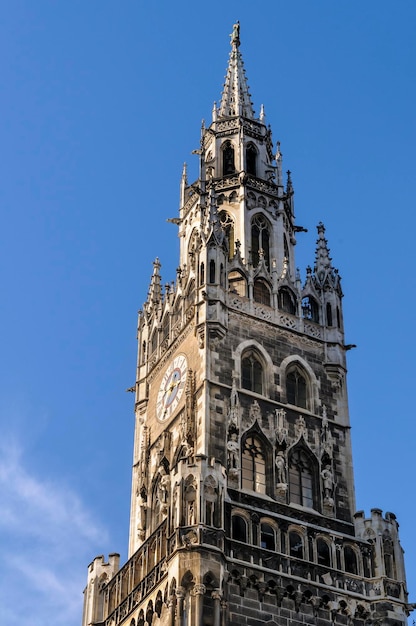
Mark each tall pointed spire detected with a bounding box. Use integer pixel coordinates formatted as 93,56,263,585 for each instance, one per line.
218,22,255,119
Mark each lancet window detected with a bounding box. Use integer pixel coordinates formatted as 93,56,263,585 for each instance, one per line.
278,287,297,315
251,214,270,268
286,367,307,408
302,296,320,323
219,210,235,258
288,447,315,509
241,351,263,394
253,279,271,306
246,143,257,176
241,435,266,494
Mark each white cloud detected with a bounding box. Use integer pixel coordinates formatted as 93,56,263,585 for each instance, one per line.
0,437,109,626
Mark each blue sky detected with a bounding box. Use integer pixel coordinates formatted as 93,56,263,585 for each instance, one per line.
0,2,415,624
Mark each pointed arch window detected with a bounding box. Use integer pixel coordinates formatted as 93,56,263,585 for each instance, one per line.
241,435,266,493
242,352,263,394
326,302,333,326
302,296,319,323
219,210,235,259
288,448,315,508
251,214,270,269
286,368,307,408
278,287,296,315
209,260,216,283
222,141,235,176
229,271,247,297
253,279,271,306
246,143,257,176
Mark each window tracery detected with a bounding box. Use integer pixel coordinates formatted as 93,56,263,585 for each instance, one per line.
288,448,315,508
241,435,266,493
253,279,271,306
219,210,235,258
241,352,263,394
278,287,296,315
251,214,270,268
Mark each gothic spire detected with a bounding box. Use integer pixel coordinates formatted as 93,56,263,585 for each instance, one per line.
314,222,332,276
148,258,162,305
218,22,255,120
312,223,342,294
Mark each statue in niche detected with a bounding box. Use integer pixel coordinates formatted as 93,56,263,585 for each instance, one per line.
227,431,239,469
275,452,287,485
321,464,334,505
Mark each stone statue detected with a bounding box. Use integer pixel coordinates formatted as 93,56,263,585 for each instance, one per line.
227,432,239,468
321,465,333,500
230,21,240,45
275,452,286,485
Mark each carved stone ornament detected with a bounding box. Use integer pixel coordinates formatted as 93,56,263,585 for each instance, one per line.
295,415,307,440
275,408,288,445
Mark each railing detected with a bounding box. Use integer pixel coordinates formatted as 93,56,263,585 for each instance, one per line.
228,294,323,340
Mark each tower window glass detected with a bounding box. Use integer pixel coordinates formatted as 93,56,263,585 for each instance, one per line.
242,353,263,394
253,280,271,306
278,287,296,315
288,448,314,508
241,435,266,493
286,368,307,408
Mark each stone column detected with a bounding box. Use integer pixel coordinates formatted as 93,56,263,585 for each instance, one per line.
191,584,206,624
211,589,222,626
168,594,176,626
175,587,185,626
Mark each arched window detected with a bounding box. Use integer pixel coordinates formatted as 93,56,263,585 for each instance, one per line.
241,435,266,493
260,523,275,550
344,545,358,575
151,331,158,355
253,279,271,306
209,260,216,283
278,287,296,315
232,515,247,542
286,368,307,408
288,448,314,508
317,538,331,567
162,315,170,341
289,531,304,558
383,533,396,578
222,141,235,176
336,306,341,328
229,271,247,297
251,214,270,268
302,296,319,323
246,143,257,176
186,281,195,308
200,262,205,286
242,352,263,394
326,302,333,327
219,211,235,258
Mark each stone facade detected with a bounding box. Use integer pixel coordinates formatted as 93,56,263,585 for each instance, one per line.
82,23,412,626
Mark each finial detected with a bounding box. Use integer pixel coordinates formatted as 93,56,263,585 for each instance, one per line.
212,101,217,122
259,104,265,123
230,21,240,47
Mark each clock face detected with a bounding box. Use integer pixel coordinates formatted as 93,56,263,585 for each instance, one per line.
156,355,188,421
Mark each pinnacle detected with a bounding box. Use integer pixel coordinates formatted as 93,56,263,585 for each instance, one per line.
218,22,255,120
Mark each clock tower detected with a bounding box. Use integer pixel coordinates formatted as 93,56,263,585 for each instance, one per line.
82,24,412,626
